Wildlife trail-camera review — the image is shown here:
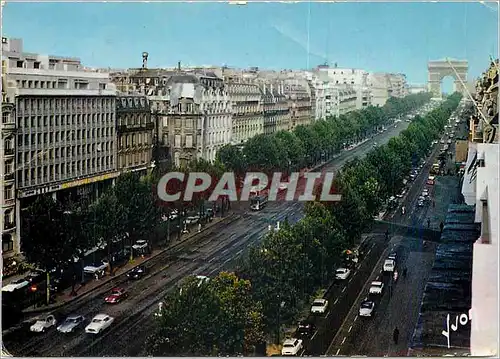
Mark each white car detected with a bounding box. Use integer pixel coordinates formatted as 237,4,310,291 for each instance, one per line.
185,216,200,225
396,189,406,198
335,268,351,280
281,338,303,356
422,189,429,197
310,299,328,314
359,300,375,317
30,315,57,333
369,281,384,295
83,262,108,275
132,240,148,250
2,278,29,292
85,314,114,334
383,259,395,272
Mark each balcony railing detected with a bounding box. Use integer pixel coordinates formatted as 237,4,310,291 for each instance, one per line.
4,222,15,230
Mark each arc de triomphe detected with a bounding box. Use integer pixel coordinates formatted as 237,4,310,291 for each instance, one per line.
428,59,468,99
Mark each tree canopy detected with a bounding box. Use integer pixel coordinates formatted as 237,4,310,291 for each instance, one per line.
217,92,433,173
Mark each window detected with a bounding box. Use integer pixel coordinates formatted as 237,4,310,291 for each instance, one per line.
16,60,24,68
2,234,14,252
186,135,193,148
175,135,181,148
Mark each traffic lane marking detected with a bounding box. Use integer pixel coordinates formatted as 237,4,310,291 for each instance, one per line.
311,331,318,340
336,348,341,355
348,325,353,333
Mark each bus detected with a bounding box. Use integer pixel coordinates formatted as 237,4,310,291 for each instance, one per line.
250,194,268,211
430,163,440,175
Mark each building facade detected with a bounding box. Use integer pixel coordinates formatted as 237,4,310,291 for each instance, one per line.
1,37,118,261
195,70,232,162
116,95,154,173
225,80,263,144
387,73,408,98
367,72,391,107
260,81,290,134
408,84,427,94
316,65,372,110
1,59,17,258
162,73,203,168
282,78,312,129
462,59,499,356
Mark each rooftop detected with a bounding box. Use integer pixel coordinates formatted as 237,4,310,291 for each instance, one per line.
409,205,478,356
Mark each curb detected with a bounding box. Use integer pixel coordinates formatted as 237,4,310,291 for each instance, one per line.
21,213,239,315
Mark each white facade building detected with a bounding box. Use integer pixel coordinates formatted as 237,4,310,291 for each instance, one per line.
316,66,371,110
302,71,327,120
367,72,391,107
408,84,427,94
200,77,232,162
461,142,499,356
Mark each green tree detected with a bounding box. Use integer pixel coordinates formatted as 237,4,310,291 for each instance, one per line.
146,272,265,356
86,190,127,273
113,172,160,255
274,130,305,171
216,144,247,175
21,195,87,303
243,134,287,172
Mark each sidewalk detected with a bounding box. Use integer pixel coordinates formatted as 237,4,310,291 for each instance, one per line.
20,213,237,315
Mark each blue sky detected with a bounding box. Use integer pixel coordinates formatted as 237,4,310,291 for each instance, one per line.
2,1,498,86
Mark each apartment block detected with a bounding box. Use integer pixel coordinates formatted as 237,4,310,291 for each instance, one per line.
116,95,154,173
1,37,118,263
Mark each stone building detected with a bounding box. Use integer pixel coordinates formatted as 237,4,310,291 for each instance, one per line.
225,79,263,144
116,95,154,173
162,73,203,168
282,78,313,129
259,81,290,134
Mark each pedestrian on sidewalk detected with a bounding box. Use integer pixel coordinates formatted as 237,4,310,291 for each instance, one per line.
440,221,444,233
393,327,399,345
385,229,389,241
432,200,435,208
427,218,431,228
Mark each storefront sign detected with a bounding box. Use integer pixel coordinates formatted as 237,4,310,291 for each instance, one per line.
61,172,119,189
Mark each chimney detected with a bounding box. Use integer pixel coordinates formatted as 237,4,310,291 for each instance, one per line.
178,61,181,71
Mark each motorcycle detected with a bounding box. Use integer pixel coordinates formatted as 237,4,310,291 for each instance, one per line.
401,206,406,215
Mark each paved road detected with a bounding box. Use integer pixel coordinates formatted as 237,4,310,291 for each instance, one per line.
325,172,459,357
298,114,460,356
3,116,415,357
320,122,464,356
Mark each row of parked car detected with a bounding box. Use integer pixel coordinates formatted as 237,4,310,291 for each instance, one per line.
280,253,361,355
358,251,398,319
28,264,151,335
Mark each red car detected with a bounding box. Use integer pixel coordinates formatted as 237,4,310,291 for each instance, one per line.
104,288,128,304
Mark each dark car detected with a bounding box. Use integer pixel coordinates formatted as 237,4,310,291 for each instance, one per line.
296,321,316,337
127,265,148,280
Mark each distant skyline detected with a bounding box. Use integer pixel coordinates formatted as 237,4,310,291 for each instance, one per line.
1,1,498,90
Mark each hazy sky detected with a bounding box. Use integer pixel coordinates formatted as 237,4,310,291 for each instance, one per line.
2,1,498,87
